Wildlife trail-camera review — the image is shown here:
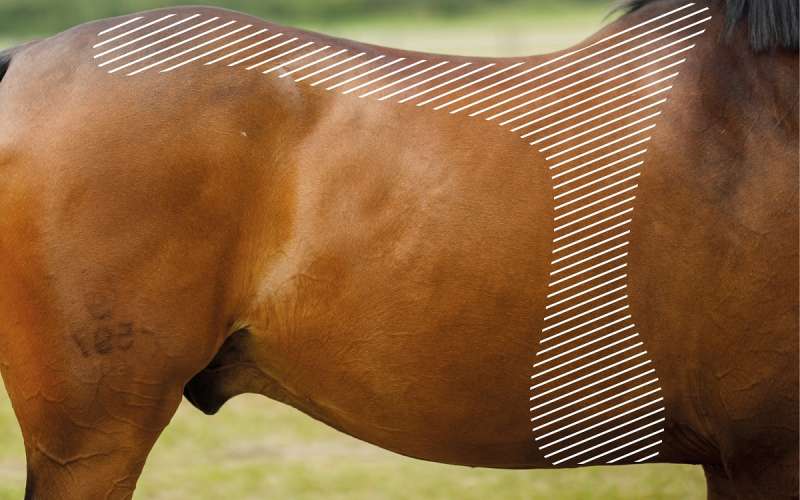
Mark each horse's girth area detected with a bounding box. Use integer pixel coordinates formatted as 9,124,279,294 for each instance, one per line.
89,3,711,466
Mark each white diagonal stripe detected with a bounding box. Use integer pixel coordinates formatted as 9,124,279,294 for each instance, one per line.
606,440,662,464
508,57,686,130
326,58,406,91
294,52,366,82
162,27,268,73
544,285,628,321
421,63,524,108
533,378,658,431
547,270,627,306
537,398,664,448
544,407,664,456
399,63,495,103
130,21,243,75
361,61,449,98
533,369,656,420
479,22,709,120
532,336,642,383
342,60,426,95
94,14,176,48
246,41,315,71
537,320,634,357
99,17,219,68
538,96,669,151
550,230,631,265
98,16,144,37
108,19,232,74
94,15,201,58
280,48,348,78
206,32,282,65
552,220,632,253
550,242,630,277
228,36,295,67
552,418,664,464
534,389,662,440
311,55,385,86
534,326,639,367
379,62,469,101
552,209,634,243
262,45,331,75
540,305,630,344
581,431,663,464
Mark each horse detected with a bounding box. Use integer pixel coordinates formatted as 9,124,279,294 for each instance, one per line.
0,0,796,498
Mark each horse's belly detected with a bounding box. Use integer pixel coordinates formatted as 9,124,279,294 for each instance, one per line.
229,107,557,466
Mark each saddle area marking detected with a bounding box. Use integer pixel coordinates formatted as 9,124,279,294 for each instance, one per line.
92,4,710,466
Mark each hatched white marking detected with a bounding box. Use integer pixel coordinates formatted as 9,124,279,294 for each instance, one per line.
311,55,385,86
326,57,406,91
263,45,331,75
362,61,450,99
245,41,315,71
106,18,226,74
537,398,664,448
398,63,495,103
94,14,202,59
159,28,269,72
92,5,710,467
98,16,144,37
97,17,219,68
143,23,250,75
294,52,366,82
342,60,426,95
229,36,295,67
93,14,175,48
206,32,282,65
279,49,349,78
368,61,450,101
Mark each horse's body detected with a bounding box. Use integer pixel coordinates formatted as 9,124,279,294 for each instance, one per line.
0,0,796,498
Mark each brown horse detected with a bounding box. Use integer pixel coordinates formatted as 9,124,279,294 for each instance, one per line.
0,0,796,498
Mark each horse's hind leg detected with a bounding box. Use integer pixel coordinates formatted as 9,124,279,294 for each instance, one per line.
704,465,738,500
703,452,799,500
0,218,232,498
0,284,223,499
9,354,182,500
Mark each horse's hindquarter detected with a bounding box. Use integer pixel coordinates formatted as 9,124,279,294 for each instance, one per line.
0,16,307,494
0,10,557,467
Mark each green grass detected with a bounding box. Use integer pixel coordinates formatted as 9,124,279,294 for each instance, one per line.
0,0,609,40
0,1,611,55
0,389,705,499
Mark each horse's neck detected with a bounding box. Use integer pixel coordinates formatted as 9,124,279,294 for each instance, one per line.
705,32,799,138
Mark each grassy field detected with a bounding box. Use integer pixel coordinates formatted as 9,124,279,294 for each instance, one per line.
0,1,611,55
0,390,705,499
0,2,707,499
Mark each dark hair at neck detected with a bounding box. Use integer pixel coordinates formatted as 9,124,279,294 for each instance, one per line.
619,0,799,51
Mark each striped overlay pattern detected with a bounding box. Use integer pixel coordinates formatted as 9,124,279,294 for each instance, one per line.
92,3,710,467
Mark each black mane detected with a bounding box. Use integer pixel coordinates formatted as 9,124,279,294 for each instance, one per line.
620,0,799,51
0,51,11,83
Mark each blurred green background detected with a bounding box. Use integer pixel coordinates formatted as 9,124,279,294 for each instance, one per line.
1,0,616,54
0,1,706,498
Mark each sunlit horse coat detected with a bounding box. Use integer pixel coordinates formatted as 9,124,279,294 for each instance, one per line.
0,0,797,498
